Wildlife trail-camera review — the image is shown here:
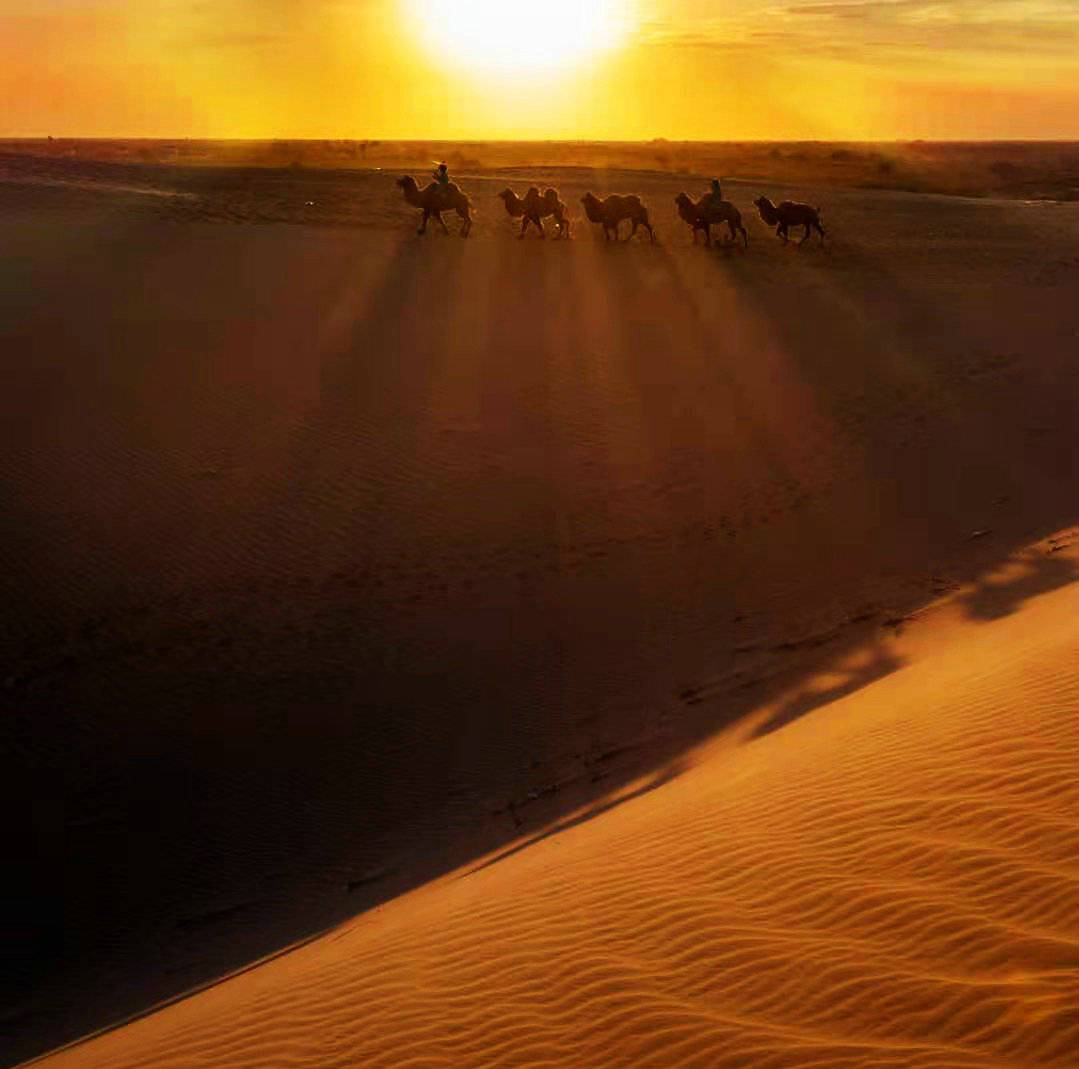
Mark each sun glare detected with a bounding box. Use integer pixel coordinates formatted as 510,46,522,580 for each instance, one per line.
409,0,633,75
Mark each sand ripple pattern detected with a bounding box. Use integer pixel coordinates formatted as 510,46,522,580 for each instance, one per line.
40,587,1079,1069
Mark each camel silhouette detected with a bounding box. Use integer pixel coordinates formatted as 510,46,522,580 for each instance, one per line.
754,196,825,245
396,175,472,237
675,192,748,248
497,187,570,239
581,192,654,242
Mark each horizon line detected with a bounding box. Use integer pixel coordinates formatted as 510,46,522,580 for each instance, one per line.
4,136,1079,145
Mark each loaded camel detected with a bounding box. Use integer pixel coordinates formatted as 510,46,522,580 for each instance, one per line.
581,192,655,242
497,187,570,239
754,196,825,245
396,175,472,237
675,192,748,248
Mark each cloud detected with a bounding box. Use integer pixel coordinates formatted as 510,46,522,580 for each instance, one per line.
638,0,1079,63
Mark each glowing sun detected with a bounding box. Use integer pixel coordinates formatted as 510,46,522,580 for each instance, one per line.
410,0,633,74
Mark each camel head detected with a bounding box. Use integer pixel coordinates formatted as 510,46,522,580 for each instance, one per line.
497,188,523,217
675,192,692,209
581,192,602,221
754,195,778,224
397,176,417,192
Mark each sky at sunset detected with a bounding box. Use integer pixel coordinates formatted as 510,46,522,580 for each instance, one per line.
3,0,1079,140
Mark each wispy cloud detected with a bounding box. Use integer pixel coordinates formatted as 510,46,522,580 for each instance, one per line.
639,0,1079,63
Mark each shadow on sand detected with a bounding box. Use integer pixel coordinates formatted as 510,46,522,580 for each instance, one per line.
958,549,1079,621
752,645,905,739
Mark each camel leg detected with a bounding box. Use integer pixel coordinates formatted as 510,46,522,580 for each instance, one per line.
777,224,788,243
643,220,655,243
816,221,826,245
799,223,811,245
436,212,449,235
519,216,530,239
459,210,471,238
417,209,428,235
535,216,545,239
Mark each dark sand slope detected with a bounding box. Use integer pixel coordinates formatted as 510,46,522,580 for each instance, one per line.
4,160,1079,1063
33,576,1079,1068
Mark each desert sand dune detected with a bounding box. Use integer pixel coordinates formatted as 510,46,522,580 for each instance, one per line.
31,570,1079,1068
4,156,1079,1065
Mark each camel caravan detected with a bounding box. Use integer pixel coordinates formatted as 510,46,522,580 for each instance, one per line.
396,163,825,247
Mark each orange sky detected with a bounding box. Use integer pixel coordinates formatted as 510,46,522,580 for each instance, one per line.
3,1,1079,139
